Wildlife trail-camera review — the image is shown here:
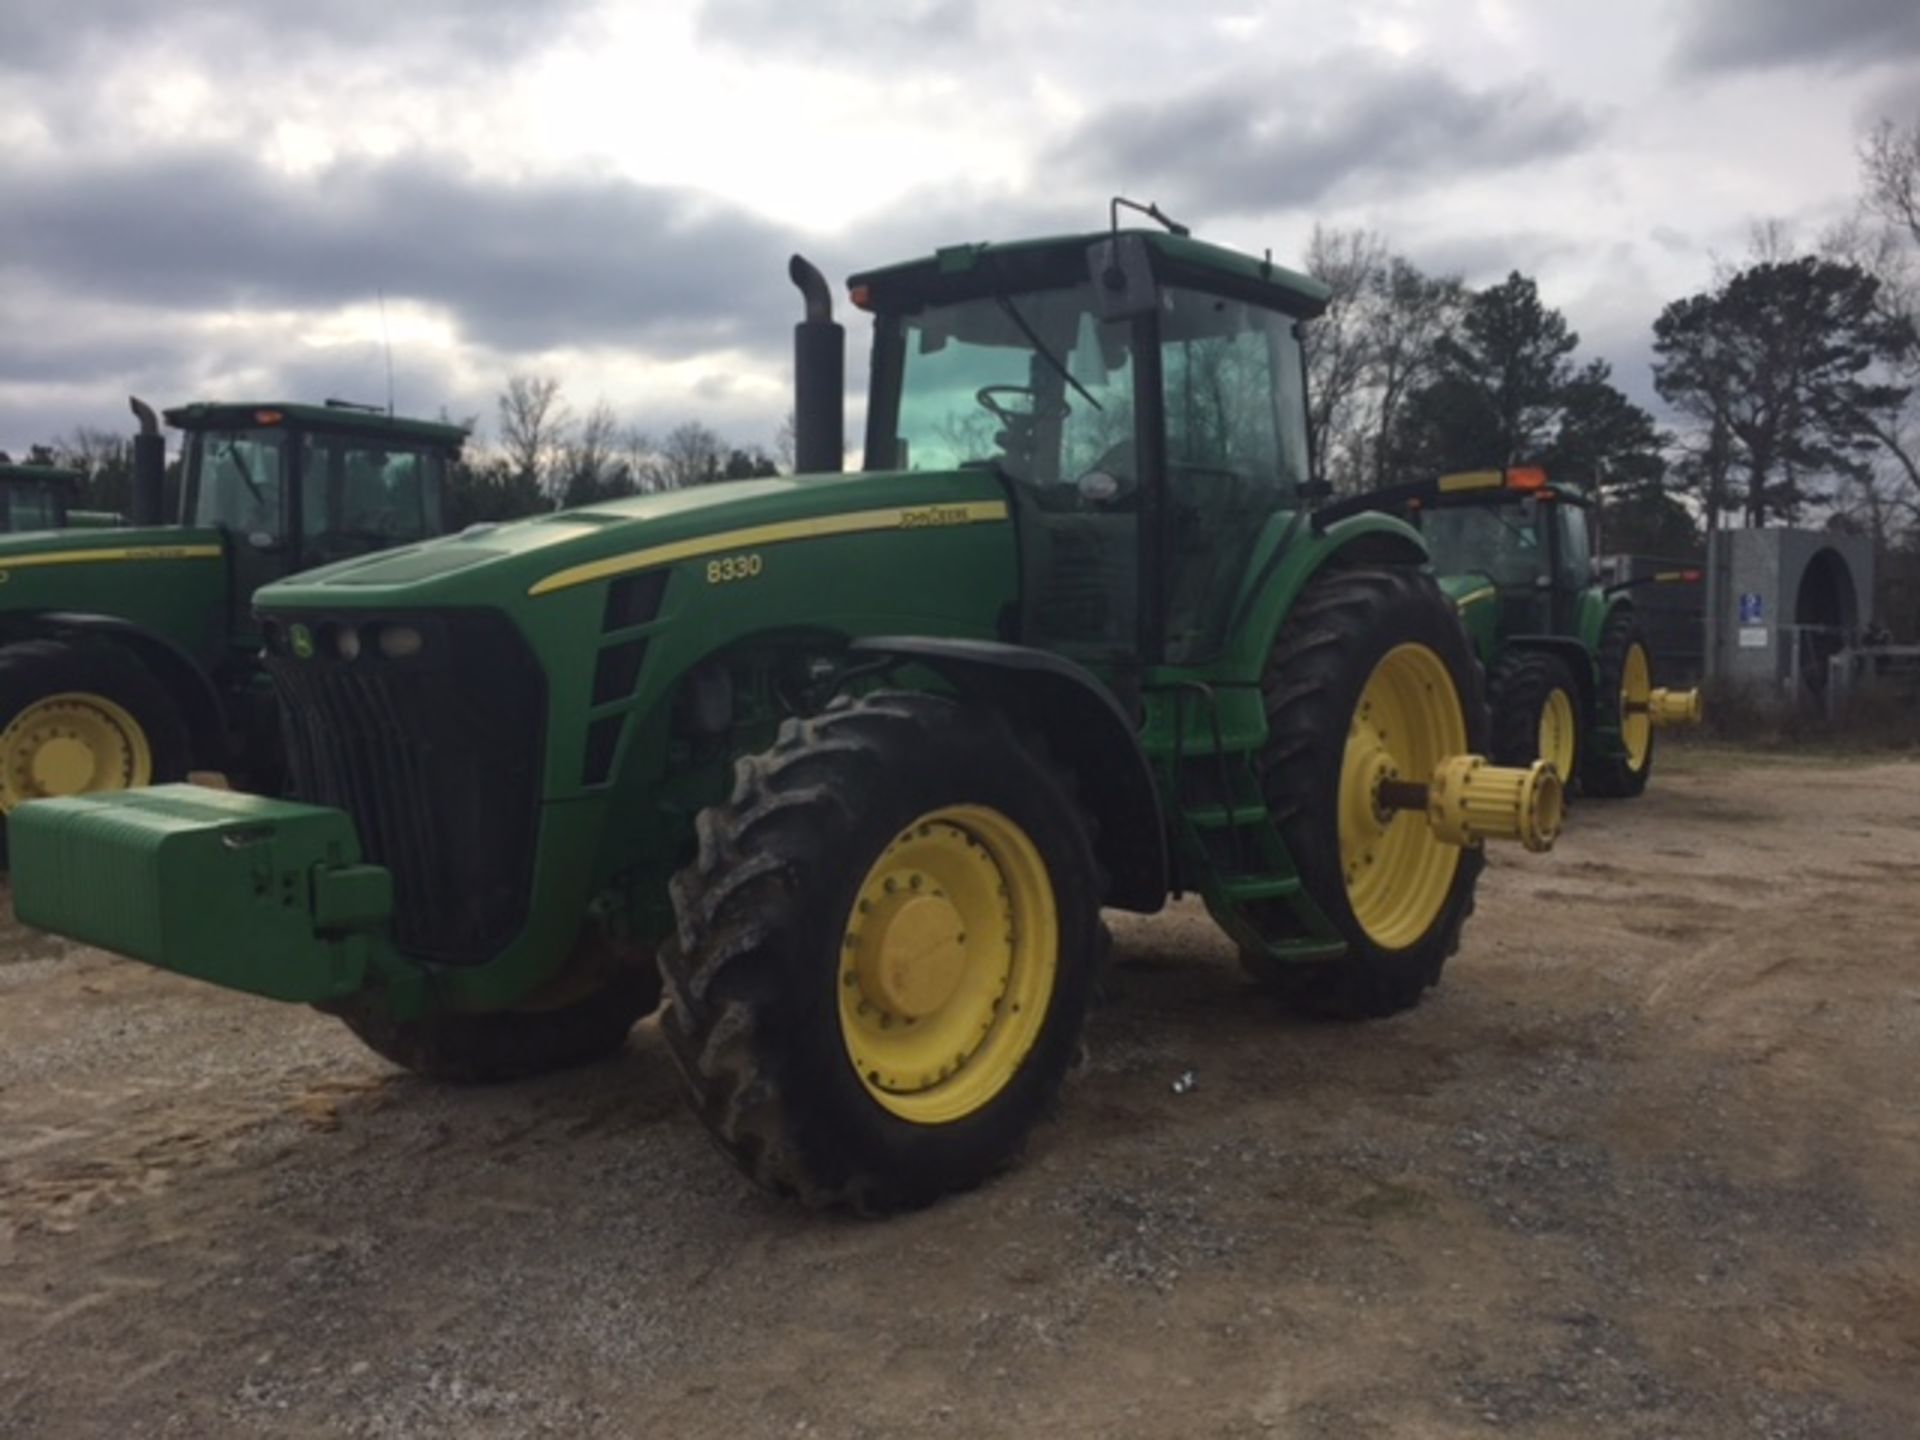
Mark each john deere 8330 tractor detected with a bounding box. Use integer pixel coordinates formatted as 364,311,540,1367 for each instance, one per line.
0,399,461,840
13,215,1561,1210
1383,467,1700,796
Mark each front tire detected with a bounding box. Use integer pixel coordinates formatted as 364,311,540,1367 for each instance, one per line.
660,692,1105,1212
1489,649,1582,781
331,947,661,1083
1242,567,1490,1019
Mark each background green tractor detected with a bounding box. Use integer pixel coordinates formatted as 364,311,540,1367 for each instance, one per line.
0,463,122,531
0,398,462,840
1381,466,1700,797
13,212,1561,1212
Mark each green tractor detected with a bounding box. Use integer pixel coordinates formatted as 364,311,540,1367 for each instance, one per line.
0,462,122,531
13,213,1562,1211
0,399,462,836
1393,466,1701,796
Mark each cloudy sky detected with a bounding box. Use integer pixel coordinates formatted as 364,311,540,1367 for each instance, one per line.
4,0,1918,459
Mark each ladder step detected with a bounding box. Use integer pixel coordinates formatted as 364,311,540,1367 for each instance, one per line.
1184,803,1270,830
1221,874,1302,902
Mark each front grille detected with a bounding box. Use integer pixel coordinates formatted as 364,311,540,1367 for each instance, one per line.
265,610,545,965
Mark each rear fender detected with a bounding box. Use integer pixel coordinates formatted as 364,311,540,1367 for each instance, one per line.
1219,510,1430,681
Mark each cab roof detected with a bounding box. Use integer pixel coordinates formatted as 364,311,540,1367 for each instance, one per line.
162,402,469,448
0,463,81,486
848,228,1331,319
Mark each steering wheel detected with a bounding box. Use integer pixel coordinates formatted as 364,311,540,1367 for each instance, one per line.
975,385,1069,425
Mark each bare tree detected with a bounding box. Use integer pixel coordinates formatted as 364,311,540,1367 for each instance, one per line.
558,401,629,507
1863,116,1920,249
640,421,726,491
496,375,571,499
1302,226,1386,490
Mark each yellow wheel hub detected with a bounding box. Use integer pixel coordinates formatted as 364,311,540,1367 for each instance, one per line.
0,692,152,814
1538,686,1577,778
1339,643,1466,951
1620,643,1652,771
839,805,1057,1126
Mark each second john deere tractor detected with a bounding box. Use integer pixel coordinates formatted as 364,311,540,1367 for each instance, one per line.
13,215,1561,1212
1391,467,1700,796
0,399,462,842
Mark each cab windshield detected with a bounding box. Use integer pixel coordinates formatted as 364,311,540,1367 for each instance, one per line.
885,282,1136,496
1422,504,1544,588
186,430,287,539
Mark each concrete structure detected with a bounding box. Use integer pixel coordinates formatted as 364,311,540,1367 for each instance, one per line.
1704,528,1874,699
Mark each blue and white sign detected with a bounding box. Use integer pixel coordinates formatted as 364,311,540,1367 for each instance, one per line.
1738,591,1763,624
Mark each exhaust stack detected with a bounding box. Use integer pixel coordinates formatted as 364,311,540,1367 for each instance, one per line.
128,396,165,526
789,255,844,474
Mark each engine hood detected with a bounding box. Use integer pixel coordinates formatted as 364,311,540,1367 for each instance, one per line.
259,468,1013,611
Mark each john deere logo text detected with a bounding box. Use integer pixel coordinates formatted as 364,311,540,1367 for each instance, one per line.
898,505,971,529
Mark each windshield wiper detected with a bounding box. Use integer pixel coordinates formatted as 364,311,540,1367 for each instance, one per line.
992,292,1103,413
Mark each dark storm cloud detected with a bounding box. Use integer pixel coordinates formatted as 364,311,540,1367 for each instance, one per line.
1677,0,1920,73
1048,55,1599,218
695,0,977,63
0,0,592,72
0,150,802,356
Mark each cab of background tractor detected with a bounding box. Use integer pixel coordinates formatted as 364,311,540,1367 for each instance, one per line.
168,401,456,588
1416,469,1595,637
0,464,86,532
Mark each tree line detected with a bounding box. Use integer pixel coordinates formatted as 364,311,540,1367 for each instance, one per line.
1304,114,1920,632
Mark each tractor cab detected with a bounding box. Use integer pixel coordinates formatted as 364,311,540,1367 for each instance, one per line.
170,401,460,599
849,224,1315,667
0,464,85,532
1414,468,1594,637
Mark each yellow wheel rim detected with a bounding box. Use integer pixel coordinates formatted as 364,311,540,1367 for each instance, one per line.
0,691,152,814
1620,643,1651,771
1339,643,1466,951
1538,687,1577,779
839,805,1057,1126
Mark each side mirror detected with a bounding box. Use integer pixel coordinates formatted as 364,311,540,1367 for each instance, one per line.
1087,234,1157,321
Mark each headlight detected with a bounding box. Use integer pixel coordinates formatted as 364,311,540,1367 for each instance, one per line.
335,624,362,661
377,624,424,660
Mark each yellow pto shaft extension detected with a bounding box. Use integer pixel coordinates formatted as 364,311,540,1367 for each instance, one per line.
1378,756,1563,854
1635,687,1703,727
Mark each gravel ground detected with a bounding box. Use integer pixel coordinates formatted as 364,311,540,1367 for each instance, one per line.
2,749,1917,1438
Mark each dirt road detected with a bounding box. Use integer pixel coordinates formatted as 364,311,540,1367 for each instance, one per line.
3,751,1917,1438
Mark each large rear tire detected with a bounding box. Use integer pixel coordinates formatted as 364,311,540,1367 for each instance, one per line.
1241,567,1490,1020
1489,649,1581,781
660,691,1105,1212
1580,610,1653,799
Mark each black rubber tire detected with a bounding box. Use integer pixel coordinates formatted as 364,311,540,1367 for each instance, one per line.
0,637,193,855
1241,567,1490,1020
659,690,1106,1213
1488,649,1582,779
1580,610,1652,799
332,962,661,1084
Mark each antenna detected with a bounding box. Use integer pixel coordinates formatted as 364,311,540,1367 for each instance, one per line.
378,287,395,415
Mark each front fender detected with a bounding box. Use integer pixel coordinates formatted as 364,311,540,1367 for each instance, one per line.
848,636,1168,913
